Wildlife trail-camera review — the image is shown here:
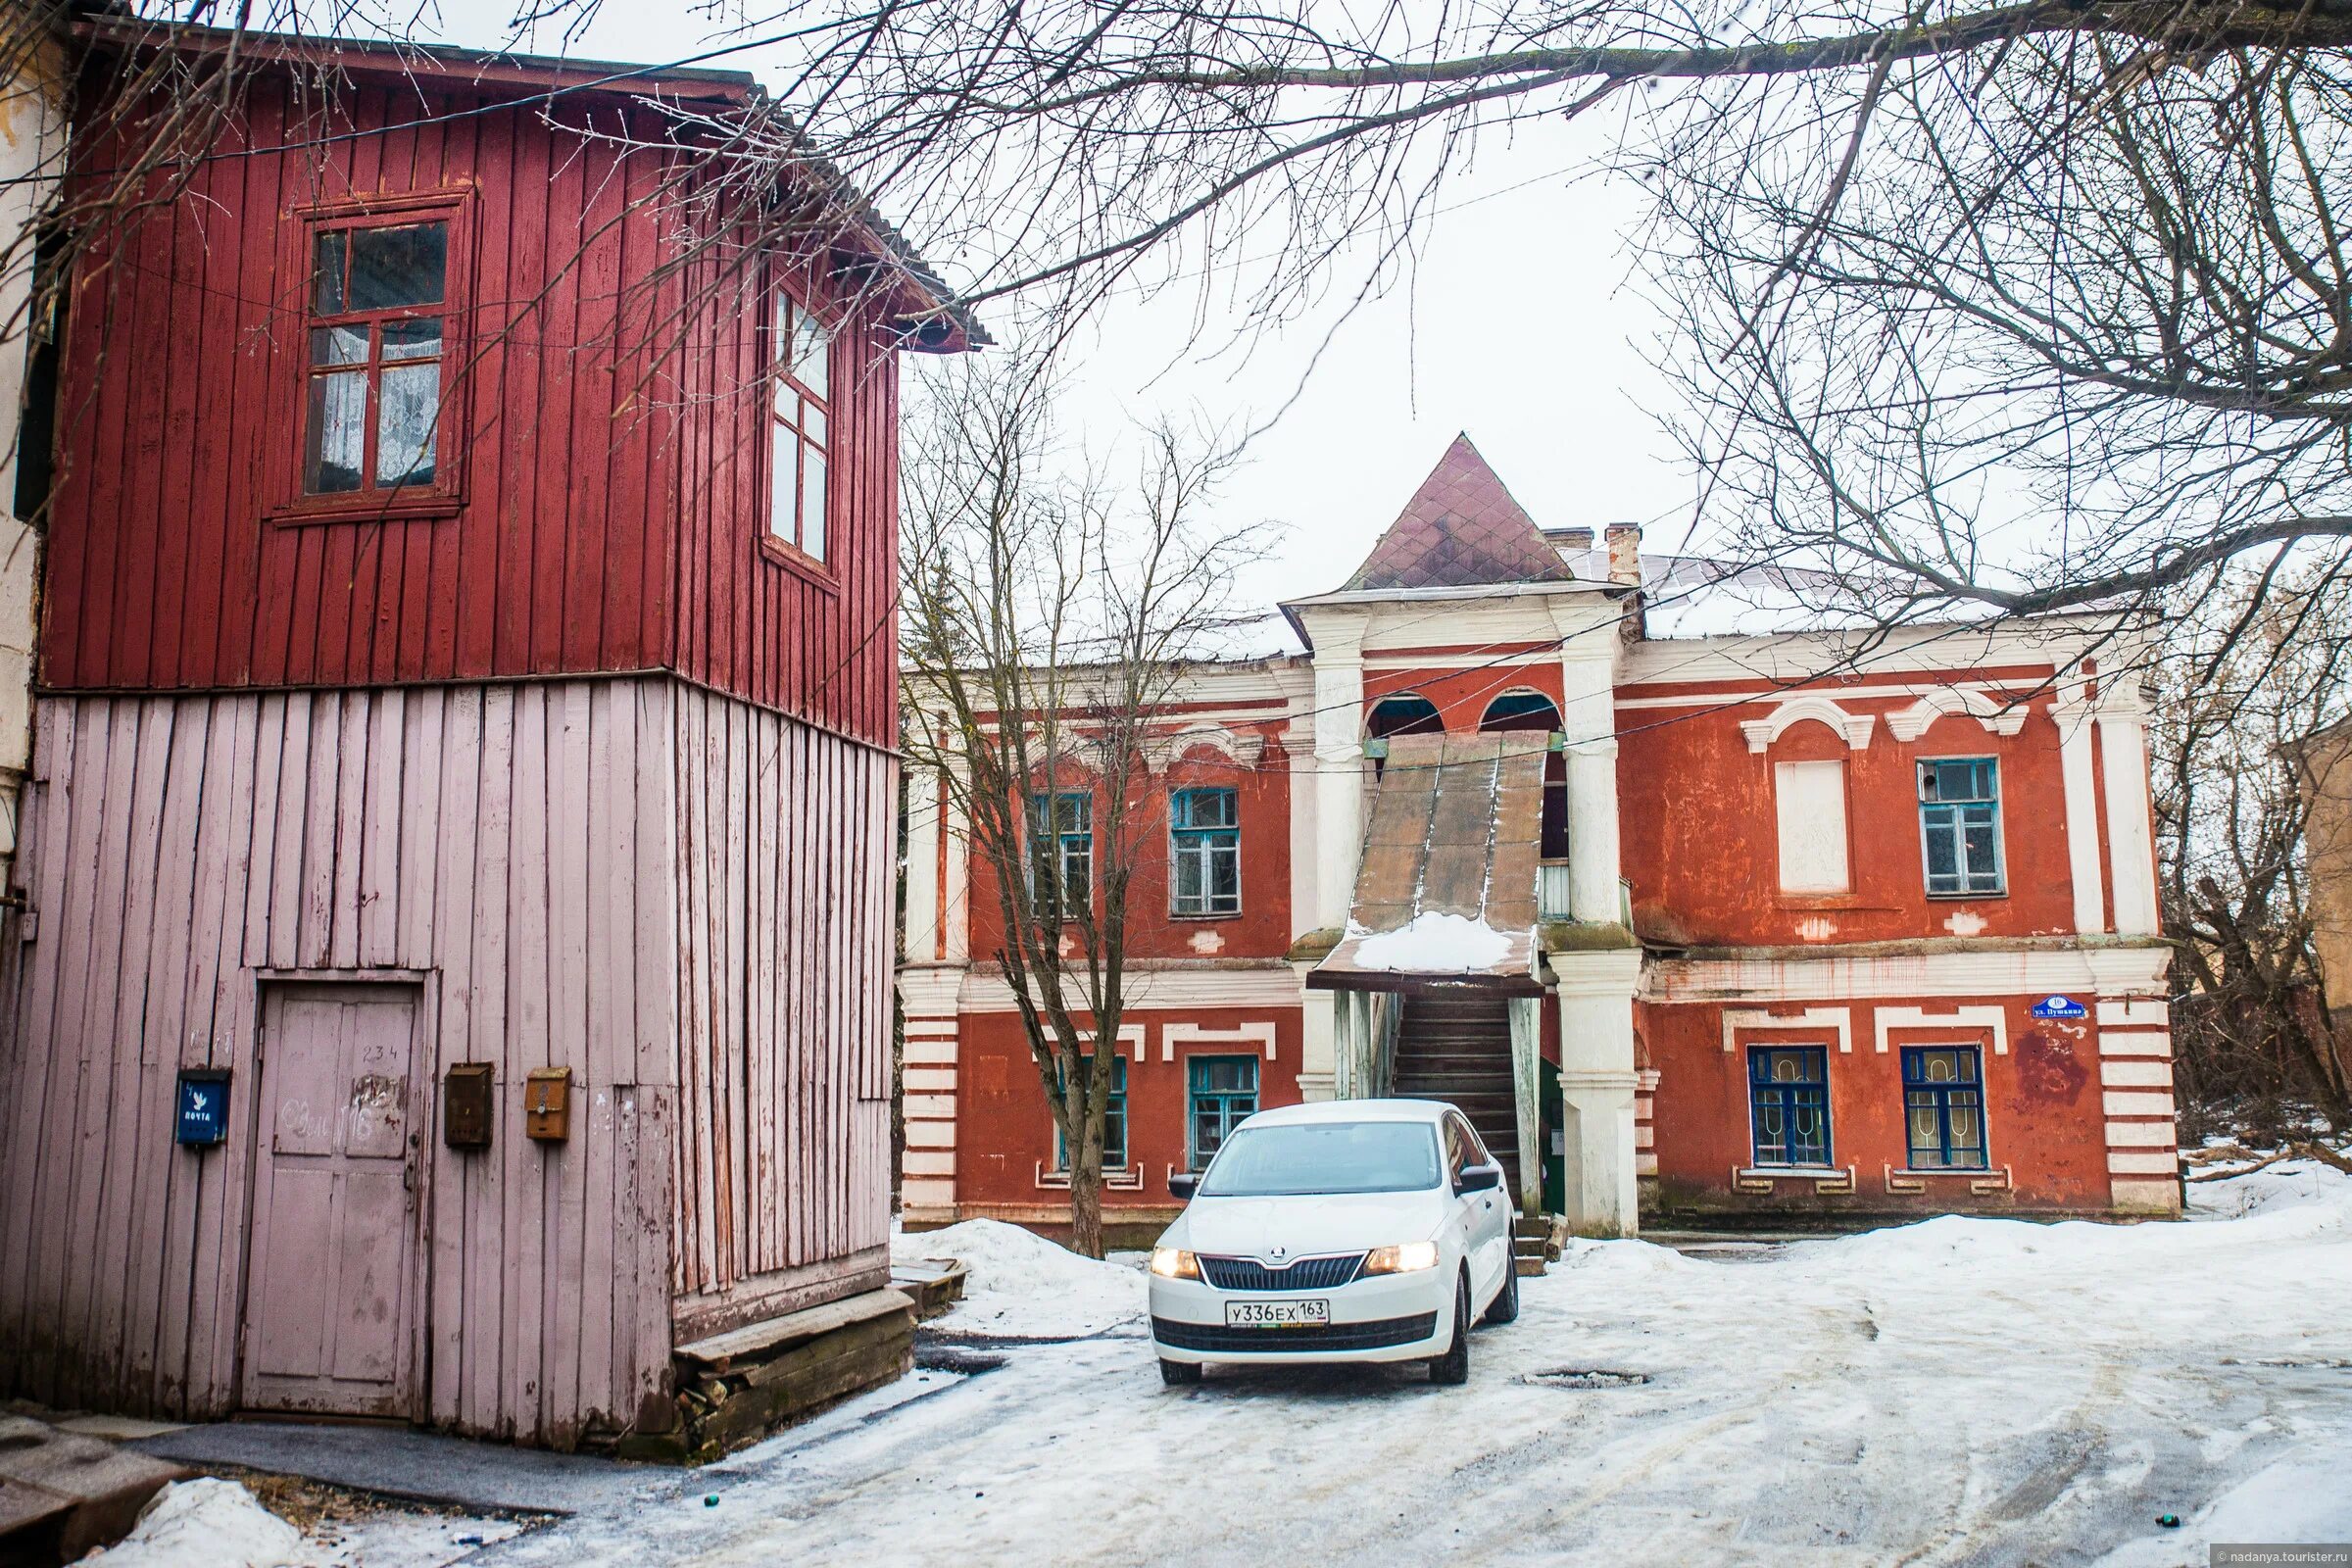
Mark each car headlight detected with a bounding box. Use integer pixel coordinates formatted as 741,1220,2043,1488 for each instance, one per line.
1360,1242,1441,1275
1150,1248,1200,1280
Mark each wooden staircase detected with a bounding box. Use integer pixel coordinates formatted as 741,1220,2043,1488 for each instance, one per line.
1391,995,1558,1276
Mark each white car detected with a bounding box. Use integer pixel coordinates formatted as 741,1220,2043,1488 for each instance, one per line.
1148,1099,1519,1386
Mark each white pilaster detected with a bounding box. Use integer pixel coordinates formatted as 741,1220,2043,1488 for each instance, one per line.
2096,692,2161,937
940,761,971,964
1553,948,1643,1237
903,764,942,961
1304,612,1369,934
2052,679,2108,935
897,966,968,1220
1275,664,1322,945
1297,968,1338,1102
1565,740,1623,923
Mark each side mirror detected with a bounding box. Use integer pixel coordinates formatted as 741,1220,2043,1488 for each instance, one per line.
1168,1172,1200,1200
1456,1162,1503,1194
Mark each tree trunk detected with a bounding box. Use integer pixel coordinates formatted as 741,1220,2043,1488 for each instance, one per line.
1068,1160,1105,1258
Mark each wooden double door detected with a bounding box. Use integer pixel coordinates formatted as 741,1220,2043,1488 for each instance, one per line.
239,982,426,1418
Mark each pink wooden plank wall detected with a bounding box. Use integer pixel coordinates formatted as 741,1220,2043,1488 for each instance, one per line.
666,680,896,1341
0,675,895,1444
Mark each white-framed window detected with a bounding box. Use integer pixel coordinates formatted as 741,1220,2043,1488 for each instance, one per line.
1026,790,1092,920
1919,758,2004,897
1774,759,1851,895
1169,787,1240,916
767,288,831,561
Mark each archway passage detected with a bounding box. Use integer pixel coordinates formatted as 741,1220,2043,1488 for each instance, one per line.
1478,692,1569,861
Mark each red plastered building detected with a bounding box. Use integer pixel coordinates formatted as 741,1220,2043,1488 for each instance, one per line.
899,434,2176,1237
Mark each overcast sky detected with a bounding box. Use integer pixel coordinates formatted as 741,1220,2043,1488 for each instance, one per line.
441,5,1693,617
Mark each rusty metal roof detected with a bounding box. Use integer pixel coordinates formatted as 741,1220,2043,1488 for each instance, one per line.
1310,732,1548,993
1341,434,1581,593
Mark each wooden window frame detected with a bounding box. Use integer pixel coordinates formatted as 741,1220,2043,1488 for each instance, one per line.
1746,1045,1834,1169
1052,1053,1129,1171
1900,1045,1991,1170
1168,786,1242,919
268,188,475,527
1185,1054,1258,1171
756,277,839,584
1918,756,2007,899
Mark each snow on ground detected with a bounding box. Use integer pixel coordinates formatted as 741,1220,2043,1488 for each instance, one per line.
893,1218,1145,1339
85,1475,523,1568
487,1162,2352,1568
1350,912,1513,973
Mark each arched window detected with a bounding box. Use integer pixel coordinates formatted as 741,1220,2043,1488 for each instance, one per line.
1365,696,1443,780
1478,691,1560,733
1367,696,1444,739
1477,691,1569,861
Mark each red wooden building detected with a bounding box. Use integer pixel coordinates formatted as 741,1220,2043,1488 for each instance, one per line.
0,25,972,1449
901,436,2177,1237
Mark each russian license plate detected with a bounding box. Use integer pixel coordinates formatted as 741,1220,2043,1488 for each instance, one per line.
1224,1298,1329,1329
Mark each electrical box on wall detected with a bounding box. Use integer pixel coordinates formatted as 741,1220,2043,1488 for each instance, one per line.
524,1067,570,1143
175,1068,231,1147
443,1062,494,1150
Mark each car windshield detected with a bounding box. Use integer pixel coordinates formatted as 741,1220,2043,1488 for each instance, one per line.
1197,1120,1443,1197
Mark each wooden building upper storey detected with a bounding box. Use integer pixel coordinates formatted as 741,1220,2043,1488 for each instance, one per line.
38,23,976,750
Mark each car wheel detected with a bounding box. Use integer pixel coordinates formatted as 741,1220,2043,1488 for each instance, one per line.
1429,1272,1471,1386
1160,1357,1202,1387
1483,1254,1521,1326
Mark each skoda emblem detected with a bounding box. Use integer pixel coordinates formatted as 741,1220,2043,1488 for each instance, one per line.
1269,1245,1289,1262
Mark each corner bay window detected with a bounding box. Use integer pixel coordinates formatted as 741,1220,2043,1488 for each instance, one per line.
1054,1055,1128,1169
1747,1046,1831,1167
1919,759,2004,897
1169,787,1240,916
1188,1055,1258,1170
768,290,832,562
1903,1046,1988,1170
304,220,449,496
1026,790,1091,920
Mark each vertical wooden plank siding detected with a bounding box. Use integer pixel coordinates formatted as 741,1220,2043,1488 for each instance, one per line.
0,675,894,1440
665,682,896,1340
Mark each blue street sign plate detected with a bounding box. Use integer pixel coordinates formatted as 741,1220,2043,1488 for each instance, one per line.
2030,995,2087,1020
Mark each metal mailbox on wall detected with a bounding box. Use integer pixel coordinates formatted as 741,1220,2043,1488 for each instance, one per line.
524,1067,571,1142
174,1068,231,1147
443,1062,494,1150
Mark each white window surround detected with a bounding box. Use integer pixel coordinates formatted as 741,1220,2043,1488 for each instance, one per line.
1874,1004,2009,1055
1159,1021,1278,1062
1721,1006,1854,1054
1077,1024,1150,1062
1884,685,2030,743
1740,696,1876,755
1143,720,1266,772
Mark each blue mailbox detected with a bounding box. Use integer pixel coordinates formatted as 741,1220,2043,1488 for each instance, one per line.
175,1068,232,1147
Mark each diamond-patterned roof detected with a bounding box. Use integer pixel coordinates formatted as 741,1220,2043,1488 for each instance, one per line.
1342,434,1580,592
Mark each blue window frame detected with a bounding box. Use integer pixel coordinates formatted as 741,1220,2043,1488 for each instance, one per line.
1748,1047,1832,1167
1026,790,1092,920
1902,1046,1988,1169
1187,1054,1258,1170
1054,1054,1128,1170
1919,759,2004,897
1170,788,1241,917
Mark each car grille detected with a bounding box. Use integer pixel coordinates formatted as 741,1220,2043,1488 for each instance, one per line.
1152,1312,1440,1354
1198,1253,1365,1292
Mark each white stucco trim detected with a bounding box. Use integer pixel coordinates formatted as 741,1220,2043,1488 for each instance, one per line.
1884,685,2030,742
1159,1021,1280,1062
1873,1003,2009,1055
1719,1006,1854,1054
1647,943,2169,1004
1739,695,1876,755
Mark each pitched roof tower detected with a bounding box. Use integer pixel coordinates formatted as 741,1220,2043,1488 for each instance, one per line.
1340,433,1579,592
